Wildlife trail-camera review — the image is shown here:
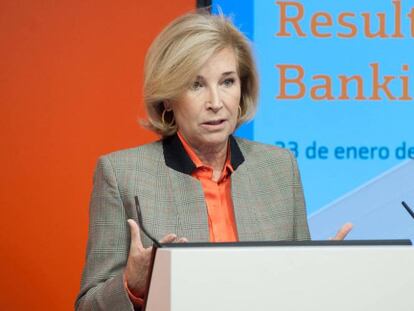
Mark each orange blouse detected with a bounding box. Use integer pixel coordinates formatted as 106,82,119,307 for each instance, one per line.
177,132,238,242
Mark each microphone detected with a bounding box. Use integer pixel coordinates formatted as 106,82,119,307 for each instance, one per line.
401,201,414,219
134,196,162,248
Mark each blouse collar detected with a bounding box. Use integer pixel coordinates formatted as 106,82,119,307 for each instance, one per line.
162,133,244,175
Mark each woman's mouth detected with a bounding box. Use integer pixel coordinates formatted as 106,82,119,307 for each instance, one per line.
201,119,226,130
203,119,225,125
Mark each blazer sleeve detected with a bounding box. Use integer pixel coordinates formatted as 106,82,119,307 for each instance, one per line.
289,151,311,241
75,156,135,311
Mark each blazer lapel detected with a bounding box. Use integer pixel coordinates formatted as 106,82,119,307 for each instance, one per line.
163,134,210,242
231,163,265,241
167,169,210,242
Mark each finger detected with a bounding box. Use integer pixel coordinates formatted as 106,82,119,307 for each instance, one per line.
176,237,188,243
333,222,353,240
159,233,177,244
127,219,144,251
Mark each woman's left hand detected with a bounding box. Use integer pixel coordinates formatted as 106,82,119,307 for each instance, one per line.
331,223,353,240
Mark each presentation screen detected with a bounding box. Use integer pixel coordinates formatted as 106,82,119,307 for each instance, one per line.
212,0,414,240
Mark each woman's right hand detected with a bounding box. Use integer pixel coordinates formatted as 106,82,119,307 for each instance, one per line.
124,219,187,298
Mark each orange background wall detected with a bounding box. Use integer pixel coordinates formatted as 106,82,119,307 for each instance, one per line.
0,1,195,309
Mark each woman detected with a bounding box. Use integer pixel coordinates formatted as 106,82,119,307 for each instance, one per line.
76,11,351,311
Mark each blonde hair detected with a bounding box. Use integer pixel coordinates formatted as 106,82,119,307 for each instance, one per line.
143,11,259,137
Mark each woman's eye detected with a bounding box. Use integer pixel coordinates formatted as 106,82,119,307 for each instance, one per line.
190,81,203,90
223,78,235,87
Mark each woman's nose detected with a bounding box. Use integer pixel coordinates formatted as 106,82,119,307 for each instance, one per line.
206,87,223,112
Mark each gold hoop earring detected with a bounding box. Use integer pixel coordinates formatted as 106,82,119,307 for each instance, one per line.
237,105,243,120
161,109,175,128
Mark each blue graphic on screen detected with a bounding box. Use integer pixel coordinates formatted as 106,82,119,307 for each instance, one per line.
213,0,414,241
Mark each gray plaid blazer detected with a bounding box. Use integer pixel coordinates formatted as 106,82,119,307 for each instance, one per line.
75,135,310,310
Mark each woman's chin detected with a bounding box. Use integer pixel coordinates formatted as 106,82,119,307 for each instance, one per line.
199,132,231,148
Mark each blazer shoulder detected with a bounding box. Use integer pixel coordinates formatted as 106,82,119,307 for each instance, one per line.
100,141,163,162
98,140,164,170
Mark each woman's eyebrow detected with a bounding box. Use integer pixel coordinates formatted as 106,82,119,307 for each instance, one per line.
194,71,236,80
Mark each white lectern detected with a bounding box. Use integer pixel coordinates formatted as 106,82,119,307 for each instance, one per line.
144,241,414,311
